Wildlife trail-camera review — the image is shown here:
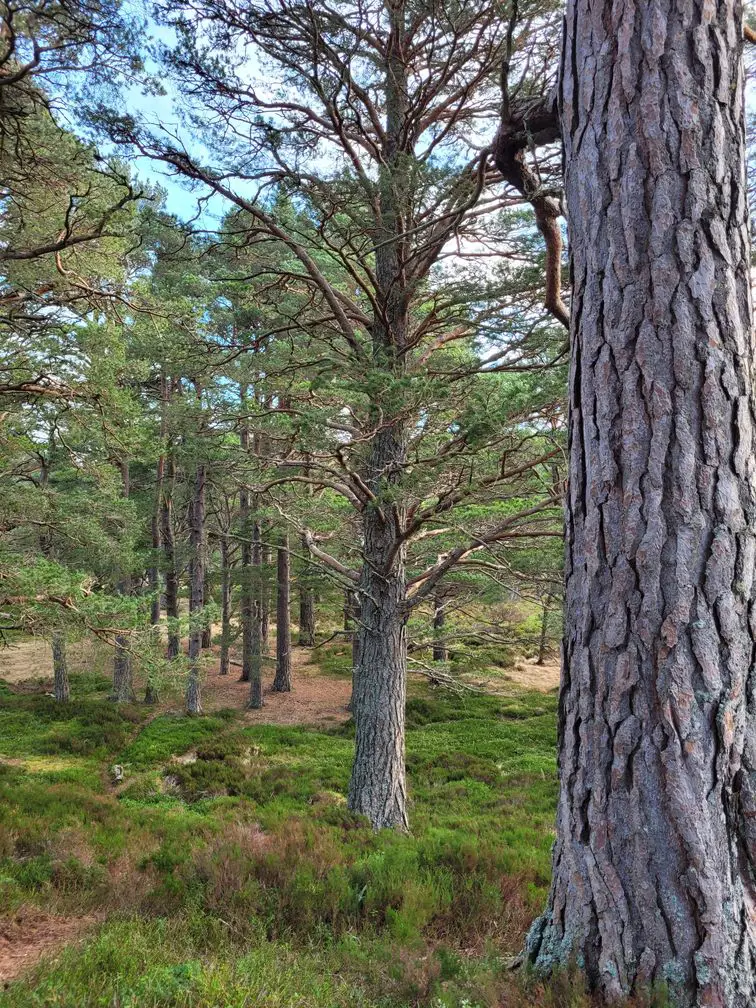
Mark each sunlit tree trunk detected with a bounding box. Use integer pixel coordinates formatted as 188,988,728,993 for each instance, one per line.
527,4,756,1004
52,632,69,703
273,533,291,692
347,0,410,831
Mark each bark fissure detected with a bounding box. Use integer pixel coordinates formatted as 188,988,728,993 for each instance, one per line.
530,3,756,1005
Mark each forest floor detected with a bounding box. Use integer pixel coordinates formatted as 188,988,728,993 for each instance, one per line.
0,639,583,1008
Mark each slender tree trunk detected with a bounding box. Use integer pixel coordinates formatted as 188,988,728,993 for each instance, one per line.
350,592,361,679
201,570,212,649
52,632,69,703
298,550,316,647
162,451,180,660
536,591,552,667
260,542,271,648
186,464,206,715
432,587,447,662
219,535,232,676
113,460,135,703
273,533,292,692
149,373,167,629
343,589,353,642
247,520,264,708
527,5,756,1004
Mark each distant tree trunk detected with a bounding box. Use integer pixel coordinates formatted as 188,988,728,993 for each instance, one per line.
298,551,316,646
260,542,271,648
432,587,447,662
52,632,69,703
247,520,264,708
343,588,353,642
201,570,212,649
162,450,180,661
113,460,135,703
536,591,552,667
273,533,291,692
149,373,168,629
527,4,756,1004
219,535,232,676
185,464,206,715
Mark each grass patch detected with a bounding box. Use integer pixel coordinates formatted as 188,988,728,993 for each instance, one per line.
0,672,571,1007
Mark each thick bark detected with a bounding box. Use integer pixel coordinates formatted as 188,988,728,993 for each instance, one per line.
348,458,409,830
162,451,180,661
185,464,206,715
347,0,410,831
528,5,756,1005
113,460,135,703
432,587,447,662
52,632,69,703
273,533,292,692
219,535,232,676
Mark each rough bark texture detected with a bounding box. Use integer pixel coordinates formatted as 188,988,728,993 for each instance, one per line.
185,464,206,716
528,4,756,1005
347,0,410,831
349,479,408,830
219,535,232,676
52,632,69,703
273,534,292,692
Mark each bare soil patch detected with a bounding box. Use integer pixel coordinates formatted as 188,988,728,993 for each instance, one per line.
0,909,97,985
194,644,353,727
503,658,561,692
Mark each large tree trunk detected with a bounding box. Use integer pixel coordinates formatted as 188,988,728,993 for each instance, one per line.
162,451,180,661
527,5,756,1005
273,533,291,692
347,0,411,831
113,460,135,703
219,534,232,676
52,632,69,703
348,429,409,832
185,464,206,715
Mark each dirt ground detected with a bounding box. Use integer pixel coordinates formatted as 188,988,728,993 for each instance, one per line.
504,658,561,692
0,910,98,986
167,644,353,727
